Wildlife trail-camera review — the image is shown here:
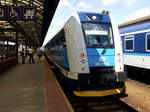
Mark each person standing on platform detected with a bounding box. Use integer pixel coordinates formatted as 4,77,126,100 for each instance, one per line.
21,49,26,64
28,48,35,64
37,48,43,62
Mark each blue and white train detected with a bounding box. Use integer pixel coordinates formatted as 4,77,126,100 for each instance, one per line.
119,16,150,82
45,11,127,97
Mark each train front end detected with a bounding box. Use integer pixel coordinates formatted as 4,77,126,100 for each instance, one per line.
74,12,127,97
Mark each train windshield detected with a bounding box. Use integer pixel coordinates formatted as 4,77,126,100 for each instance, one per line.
82,22,114,48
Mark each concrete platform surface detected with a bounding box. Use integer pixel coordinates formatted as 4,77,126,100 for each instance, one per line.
0,56,73,112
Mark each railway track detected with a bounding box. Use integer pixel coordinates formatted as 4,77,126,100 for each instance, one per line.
67,96,139,112
46,57,139,112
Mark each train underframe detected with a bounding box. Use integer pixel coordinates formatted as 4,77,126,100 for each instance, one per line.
66,67,127,97
46,56,126,97
125,65,150,84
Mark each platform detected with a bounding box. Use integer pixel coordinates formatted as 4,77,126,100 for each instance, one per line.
0,56,73,112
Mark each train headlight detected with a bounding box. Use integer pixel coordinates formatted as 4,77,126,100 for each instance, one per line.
92,16,96,20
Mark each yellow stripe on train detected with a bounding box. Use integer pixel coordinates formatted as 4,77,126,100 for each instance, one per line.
74,88,122,97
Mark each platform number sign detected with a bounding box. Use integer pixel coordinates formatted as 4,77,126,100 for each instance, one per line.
0,6,36,20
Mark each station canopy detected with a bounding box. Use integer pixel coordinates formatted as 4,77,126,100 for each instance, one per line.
0,0,59,46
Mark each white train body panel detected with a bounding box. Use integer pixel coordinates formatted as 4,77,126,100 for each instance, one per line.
111,17,124,72
124,54,150,69
64,13,89,80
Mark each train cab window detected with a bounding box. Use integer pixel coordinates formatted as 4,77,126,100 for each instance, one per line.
82,22,114,48
124,35,134,51
146,33,150,51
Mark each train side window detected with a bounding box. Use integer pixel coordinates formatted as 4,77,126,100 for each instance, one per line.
61,30,66,47
146,33,150,51
124,35,134,51
62,30,66,42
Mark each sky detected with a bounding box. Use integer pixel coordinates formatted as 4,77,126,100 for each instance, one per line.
42,0,150,46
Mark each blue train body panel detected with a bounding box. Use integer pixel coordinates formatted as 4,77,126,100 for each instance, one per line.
57,48,69,69
120,19,150,55
124,52,150,56
78,12,111,23
49,46,69,69
55,48,115,68
78,12,115,67
120,22,150,34
86,48,115,67
121,32,149,53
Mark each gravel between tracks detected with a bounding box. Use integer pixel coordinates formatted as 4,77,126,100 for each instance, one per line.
121,79,150,112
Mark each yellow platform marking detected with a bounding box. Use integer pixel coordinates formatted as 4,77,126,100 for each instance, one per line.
74,88,122,97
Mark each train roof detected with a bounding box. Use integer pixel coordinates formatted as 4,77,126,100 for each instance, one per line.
119,21,150,34
119,15,150,35
118,15,150,28
78,12,111,23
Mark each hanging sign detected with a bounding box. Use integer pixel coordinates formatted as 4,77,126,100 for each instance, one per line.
22,7,35,20
0,6,36,20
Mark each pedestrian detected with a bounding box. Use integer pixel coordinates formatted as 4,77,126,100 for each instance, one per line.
37,48,43,62
21,49,26,64
28,48,35,64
